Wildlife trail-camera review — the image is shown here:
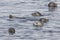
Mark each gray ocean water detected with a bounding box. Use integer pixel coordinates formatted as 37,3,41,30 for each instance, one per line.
0,0,60,40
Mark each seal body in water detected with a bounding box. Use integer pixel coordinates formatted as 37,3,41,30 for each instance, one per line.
8,28,15,35
9,15,26,19
33,18,49,27
32,12,43,16
9,15,13,19
48,2,57,7
39,18,49,23
33,21,44,27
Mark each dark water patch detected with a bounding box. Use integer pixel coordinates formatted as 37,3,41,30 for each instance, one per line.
11,35,21,37
54,27,60,29
33,28,42,30
9,12,22,14
12,24,21,28
26,19,39,21
0,35,6,37
0,12,9,13
13,1,37,6
7,19,15,21
48,7,57,12
32,0,40,1
14,2,27,5
7,17,19,21
0,2,13,6
20,35,31,39
0,16,7,19
26,17,40,21
33,27,43,30
30,2,36,4
15,17,26,19
0,27,6,29
17,19,27,23
0,5,7,6
23,31,33,35
42,30,60,33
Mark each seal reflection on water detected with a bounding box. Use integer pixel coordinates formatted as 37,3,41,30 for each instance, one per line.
49,7,56,11
32,12,43,16
8,28,15,35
